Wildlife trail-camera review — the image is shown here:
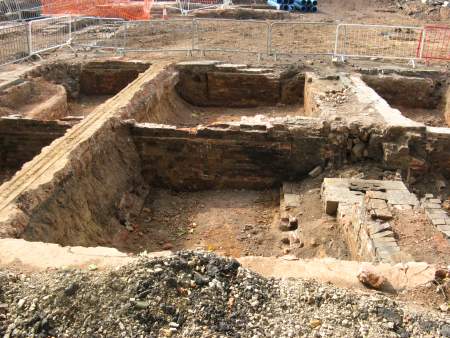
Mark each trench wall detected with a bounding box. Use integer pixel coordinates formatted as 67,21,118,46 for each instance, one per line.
0,62,172,245
0,118,70,172
27,60,150,97
361,74,443,109
132,120,328,190
175,61,305,108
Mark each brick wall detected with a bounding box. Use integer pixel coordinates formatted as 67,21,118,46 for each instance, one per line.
131,120,328,190
0,118,69,171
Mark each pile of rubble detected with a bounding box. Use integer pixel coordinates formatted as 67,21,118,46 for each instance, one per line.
1,251,450,337
395,0,450,19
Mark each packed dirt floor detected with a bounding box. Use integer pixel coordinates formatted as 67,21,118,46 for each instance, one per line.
118,189,280,256
116,184,351,260
391,210,450,265
143,91,306,126
67,94,113,118
157,103,305,127
393,106,448,128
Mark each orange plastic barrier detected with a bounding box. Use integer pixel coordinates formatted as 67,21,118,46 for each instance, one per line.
41,0,152,20
417,25,450,61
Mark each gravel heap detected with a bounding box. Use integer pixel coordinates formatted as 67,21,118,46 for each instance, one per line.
1,251,449,337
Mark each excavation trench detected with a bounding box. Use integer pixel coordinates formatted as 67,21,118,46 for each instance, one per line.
362,72,450,128
0,60,449,265
0,60,150,185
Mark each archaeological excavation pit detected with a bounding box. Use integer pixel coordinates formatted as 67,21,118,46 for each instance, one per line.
0,60,150,185
0,60,449,266
362,71,450,128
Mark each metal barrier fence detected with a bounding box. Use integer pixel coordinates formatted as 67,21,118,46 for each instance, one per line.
29,15,70,54
71,17,126,49
125,19,194,52
195,18,269,55
418,25,450,61
0,0,42,21
0,22,28,65
0,17,448,67
270,21,336,57
334,24,424,61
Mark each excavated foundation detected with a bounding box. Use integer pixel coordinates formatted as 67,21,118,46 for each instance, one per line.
0,60,150,185
0,60,449,266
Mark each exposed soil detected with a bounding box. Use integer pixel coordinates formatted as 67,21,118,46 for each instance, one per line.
391,210,450,265
112,178,352,261
0,170,14,186
163,103,305,127
68,94,113,117
113,189,281,257
394,106,447,127
397,280,450,312
282,177,351,260
141,89,306,127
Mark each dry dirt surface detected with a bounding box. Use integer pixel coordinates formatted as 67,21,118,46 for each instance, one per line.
281,177,351,260
67,94,113,117
113,189,281,257
173,104,305,127
394,106,448,128
391,210,450,265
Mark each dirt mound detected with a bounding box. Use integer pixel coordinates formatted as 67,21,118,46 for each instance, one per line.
1,252,449,337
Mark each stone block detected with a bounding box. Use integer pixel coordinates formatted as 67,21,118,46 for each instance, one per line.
376,245,400,254
386,190,419,207
371,230,394,239
425,208,448,216
372,236,397,243
321,181,364,215
437,224,450,233
368,198,393,221
282,182,299,194
392,204,412,211
284,194,301,208
365,191,387,200
441,231,450,239
424,202,442,209
431,218,446,226
368,222,392,235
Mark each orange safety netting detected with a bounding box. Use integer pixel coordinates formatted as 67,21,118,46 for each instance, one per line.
41,0,153,20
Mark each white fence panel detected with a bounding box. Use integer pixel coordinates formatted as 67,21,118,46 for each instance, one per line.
123,19,194,52
334,24,423,60
0,22,28,65
71,17,126,49
194,18,269,55
270,22,337,56
29,15,71,54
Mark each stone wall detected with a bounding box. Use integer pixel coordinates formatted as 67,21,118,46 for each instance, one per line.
322,178,418,263
175,61,305,108
426,127,450,178
0,117,69,171
131,119,328,190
